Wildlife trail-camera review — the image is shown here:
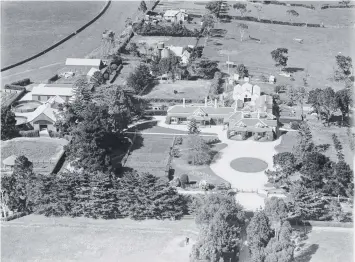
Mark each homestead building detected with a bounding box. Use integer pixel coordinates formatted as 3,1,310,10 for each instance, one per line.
31,84,73,102
166,95,278,140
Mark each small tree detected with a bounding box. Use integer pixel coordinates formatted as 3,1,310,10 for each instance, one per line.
236,64,249,78
126,42,140,57
237,23,248,42
205,1,221,18
138,0,147,13
1,106,18,141
336,88,352,125
271,48,288,72
286,9,299,22
201,13,216,37
339,0,351,7
318,87,338,126
188,118,200,134
233,2,248,17
334,54,353,81
332,134,345,161
253,3,263,21
210,71,223,96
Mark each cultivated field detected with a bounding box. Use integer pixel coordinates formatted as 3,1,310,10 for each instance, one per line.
294,227,354,262
1,137,68,173
142,80,211,101
1,215,198,262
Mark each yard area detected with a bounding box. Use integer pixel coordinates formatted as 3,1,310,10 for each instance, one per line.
171,136,228,187
294,227,353,262
1,137,68,173
142,80,211,102
1,214,198,262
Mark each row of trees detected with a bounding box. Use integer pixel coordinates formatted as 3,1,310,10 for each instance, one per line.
1,156,187,219
266,122,353,203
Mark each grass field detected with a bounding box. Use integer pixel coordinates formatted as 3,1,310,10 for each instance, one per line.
124,134,173,178
142,80,211,101
1,137,68,173
294,227,353,262
1,1,105,66
230,157,268,173
1,214,198,262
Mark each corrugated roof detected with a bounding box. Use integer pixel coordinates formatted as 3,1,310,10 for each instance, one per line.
27,103,58,123
168,105,234,115
32,84,73,97
65,58,101,67
164,10,180,17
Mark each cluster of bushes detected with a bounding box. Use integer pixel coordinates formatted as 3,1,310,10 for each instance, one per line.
175,136,183,145
206,137,221,145
19,130,39,137
47,74,59,84
132,22,200,37
48,130,61,138
290,121,300,130
11,78,31,86
231,15,322,28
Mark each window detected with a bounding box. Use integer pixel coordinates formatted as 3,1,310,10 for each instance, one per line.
244,97,251,102
47,96,51,100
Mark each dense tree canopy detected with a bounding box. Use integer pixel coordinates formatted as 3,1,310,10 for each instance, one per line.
191,59,219,79
271,48,288,71
1,106,18,141
334,54,353,81
126,64,153,94
205,1,221,17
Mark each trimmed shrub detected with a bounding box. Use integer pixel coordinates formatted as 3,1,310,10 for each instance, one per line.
180,174,189,186
266,131,274,141
171,147,181,158
11,78,30,86
176,136,183,145
241,131,248,140
165,116,171,124
206,138,221,145
48,74,59,83
290,121,300,130
19,130,39,137
111,64,118,70
48,130,61,138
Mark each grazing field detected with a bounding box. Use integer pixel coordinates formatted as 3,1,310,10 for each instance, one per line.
1,137,68,173
1,215,198,262
294,227,353,262
142,80,211,101
1,1,104,66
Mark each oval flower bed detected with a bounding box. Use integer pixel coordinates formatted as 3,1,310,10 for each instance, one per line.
230,157,268,173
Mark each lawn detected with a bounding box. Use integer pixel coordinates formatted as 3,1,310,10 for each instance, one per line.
275,131,298,153
1,214,198,262
1,137,68,173
171,137,228,187
294,227,353,262
142,80,211,102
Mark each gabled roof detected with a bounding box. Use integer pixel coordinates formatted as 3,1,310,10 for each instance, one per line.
168,105,234,115
164,10,180,17
46,95,65,105
32,84,73,97
167,46,184,57
65,58,101,67
87,67,100,77
27,103,58,123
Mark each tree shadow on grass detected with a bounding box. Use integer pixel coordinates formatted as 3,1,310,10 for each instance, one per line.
129,134,145,152
294,244,319,262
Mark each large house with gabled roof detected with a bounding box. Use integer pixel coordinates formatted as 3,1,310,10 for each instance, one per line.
166,95,278,140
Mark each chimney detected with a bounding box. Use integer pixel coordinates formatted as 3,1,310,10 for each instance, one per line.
183,98,185,108
214,99,217,108
205,97,207,107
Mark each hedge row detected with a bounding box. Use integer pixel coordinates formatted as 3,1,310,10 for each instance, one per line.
4,84,26,91
230,15,322,28
48,74,59,84
258,1,315,10
11,78,31,86
321,4,355,9
19,130,40,137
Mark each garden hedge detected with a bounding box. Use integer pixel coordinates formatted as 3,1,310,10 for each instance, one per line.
19,130,40,137
321,4,355,9
11,78,31,86
4,84,25,91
